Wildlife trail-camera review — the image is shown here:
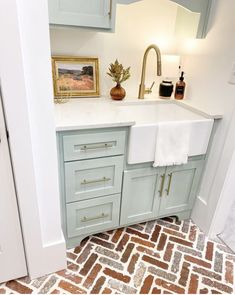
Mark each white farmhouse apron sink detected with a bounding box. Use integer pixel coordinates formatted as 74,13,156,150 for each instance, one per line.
117,101,214,164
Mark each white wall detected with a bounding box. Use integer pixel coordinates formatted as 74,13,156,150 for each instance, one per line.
50,0,180,98
210,109,235,236
216,150,235,251
0,0,66,279
179,0,235,236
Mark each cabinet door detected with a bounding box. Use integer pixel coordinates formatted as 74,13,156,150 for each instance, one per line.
48,0,114,29
158,160,204,216
120,167,165,225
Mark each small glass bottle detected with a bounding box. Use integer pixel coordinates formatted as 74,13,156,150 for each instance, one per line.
174,72,186,100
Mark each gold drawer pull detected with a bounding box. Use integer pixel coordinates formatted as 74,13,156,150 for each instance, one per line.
159,174,165,197
80,143,113,151
81,213,109,223
166,173,173,196
109,0,112,19
81,177,111,185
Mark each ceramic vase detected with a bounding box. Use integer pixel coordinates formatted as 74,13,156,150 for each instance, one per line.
110,83,126,100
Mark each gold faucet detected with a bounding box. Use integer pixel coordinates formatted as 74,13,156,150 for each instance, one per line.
138,44,162,99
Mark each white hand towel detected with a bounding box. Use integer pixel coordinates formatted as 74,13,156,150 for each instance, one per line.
153,121,191,167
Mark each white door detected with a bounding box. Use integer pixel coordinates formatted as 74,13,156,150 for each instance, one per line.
0,88,27,283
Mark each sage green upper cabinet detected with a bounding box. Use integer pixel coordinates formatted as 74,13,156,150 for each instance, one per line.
170,0,212,38
48,0,116,30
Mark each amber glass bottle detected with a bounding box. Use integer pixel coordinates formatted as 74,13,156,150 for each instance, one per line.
174,72,186,100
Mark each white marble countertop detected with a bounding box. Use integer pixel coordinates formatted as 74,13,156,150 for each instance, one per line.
54,97,223,131
175,100,223,120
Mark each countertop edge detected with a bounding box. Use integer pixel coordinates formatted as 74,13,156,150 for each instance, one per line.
56,121,136,132
175,100,223,120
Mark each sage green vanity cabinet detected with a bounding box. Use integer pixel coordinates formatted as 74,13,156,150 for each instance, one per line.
48,0,116,30
57,127,205,248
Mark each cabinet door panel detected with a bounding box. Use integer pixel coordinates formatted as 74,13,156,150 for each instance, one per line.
120,167,165,225
49,0,113,29
158,160,204,216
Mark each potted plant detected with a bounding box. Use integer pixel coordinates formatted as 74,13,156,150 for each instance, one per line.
107,59,130,100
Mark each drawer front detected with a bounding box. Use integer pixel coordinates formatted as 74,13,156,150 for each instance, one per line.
65,156,124,203
66,194,120,238
63,131,126,161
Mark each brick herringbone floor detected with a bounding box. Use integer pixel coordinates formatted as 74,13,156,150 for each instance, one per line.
1,218,234,294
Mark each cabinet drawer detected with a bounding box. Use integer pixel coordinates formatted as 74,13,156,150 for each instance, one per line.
65,156,124,203
63,131,126,161
66,194,120,238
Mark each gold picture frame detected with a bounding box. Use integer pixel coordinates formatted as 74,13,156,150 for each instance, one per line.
52,56,100,98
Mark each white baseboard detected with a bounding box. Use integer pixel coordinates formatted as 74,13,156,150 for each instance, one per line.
28,234,66,279
191,195,210,235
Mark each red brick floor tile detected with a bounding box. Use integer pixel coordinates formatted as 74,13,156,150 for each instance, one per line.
1,217,234,294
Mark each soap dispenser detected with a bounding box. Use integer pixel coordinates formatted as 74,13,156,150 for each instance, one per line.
174,71,186,100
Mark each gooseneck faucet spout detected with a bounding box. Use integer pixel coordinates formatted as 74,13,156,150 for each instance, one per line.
138,44,162,99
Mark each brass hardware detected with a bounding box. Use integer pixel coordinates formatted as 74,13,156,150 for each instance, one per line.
81,212,109,223
166,173,173,196
145,81,155,95
138,44,162,99
159,174,166,197
81,177,111,185
80,143,113,151
109,0,112,19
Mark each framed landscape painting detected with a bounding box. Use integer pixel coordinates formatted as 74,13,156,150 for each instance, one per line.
52,56,100,97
